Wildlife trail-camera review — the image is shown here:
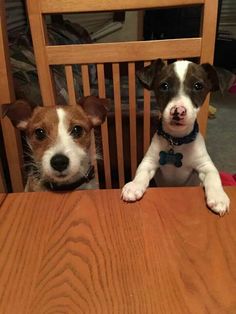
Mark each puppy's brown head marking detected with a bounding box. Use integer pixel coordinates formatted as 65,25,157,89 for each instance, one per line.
137,59,219,136
137,59,219,112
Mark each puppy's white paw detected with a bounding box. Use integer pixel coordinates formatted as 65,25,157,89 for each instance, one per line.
206,190,230,216
121,181,146,202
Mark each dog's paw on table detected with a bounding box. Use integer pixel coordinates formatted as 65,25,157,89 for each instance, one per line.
121,181,146,202
206,190,230,216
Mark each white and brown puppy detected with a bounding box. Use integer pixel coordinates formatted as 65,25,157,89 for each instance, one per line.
4,96,108,192
122,59,230,216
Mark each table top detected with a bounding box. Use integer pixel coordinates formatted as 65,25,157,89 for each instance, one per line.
0,186,236,314
0,193,6,206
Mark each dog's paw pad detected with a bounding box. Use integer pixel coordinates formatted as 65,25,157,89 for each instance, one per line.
121,181,145,202
207,191,230,216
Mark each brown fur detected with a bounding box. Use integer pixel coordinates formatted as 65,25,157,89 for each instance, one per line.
4,96,109,191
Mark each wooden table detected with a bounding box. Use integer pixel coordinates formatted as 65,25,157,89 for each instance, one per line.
0,187,236,314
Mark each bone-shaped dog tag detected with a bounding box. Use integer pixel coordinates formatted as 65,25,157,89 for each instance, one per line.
159,149,183,167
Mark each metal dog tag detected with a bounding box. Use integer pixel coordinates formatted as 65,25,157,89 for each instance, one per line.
159,149,183,168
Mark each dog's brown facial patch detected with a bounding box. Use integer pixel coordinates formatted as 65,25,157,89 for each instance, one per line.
152,63,180,112
27,107,59,161
183,63,212,108
62,105,92,150
138,60,219,112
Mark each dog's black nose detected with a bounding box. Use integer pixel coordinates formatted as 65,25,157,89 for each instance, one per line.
50,154,69,172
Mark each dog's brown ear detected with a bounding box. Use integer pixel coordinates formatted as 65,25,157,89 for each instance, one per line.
137,58,165,90
201,63,219,92
1,100,33,130
79,95,109,126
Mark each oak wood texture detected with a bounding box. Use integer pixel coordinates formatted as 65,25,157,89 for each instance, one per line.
128,62,137,177
39,0,204,13
26,0,218,188
65,65,76,106
0,159,6,192
81,64,99,184
97,63,112,189
46,39,202,64
143,61,151,154
0,187,236,313
0,193,6,205
0,2,24,192
113,63,125,187
199,0,218,136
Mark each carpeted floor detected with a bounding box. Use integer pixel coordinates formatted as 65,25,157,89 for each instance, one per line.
206,91,236,173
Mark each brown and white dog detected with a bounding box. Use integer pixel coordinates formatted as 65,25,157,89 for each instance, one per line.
4,96,109,192
122,59,230,216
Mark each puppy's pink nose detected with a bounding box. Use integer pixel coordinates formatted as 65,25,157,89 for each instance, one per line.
170,106,187,117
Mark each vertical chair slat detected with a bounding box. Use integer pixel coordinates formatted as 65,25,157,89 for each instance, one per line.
81,64,99,184
0,1,24,191
27,1,56,106
0,160,6,192
97,63,112,188
81,65,90,96
65,65,76,105
199,0,218,136
143,61,151,155
112,63,125,187
128,62,137,177
1,119,24,191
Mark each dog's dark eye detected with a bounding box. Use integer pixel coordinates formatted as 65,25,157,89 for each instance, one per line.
194,82,204,91
34,128,46,140
159,82,169,91
70,125,84,138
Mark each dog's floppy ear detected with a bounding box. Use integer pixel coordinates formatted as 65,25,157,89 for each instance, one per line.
1,100,33,130
79,95,109,126
201,63,219,92
137,58,165,90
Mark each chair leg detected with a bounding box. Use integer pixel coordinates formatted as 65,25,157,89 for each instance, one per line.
1,117,24,192
0,159,6,193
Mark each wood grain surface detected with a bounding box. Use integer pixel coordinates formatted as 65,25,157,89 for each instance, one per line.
39,0,204,13
46,39,202,65
0,187,236,313
0,193,6,205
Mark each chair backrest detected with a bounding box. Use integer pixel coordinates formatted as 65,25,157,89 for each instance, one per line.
0,2,24,192
4,0,218,191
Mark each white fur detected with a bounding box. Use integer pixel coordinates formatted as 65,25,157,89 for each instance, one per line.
122,61,230,216
162,95,199,137
174,60,189,83
17,121,28,129
41,108,87,183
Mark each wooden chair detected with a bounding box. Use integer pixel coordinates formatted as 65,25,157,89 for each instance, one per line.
4,0,218,191
0,2,24,192
0,160,6,193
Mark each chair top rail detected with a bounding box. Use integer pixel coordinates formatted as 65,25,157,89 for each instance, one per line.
28,0,204,14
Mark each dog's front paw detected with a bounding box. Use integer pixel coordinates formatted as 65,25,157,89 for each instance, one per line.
206,190,230,216
121,181,146,202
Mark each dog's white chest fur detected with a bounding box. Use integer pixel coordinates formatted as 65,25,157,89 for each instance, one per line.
155,134,202,186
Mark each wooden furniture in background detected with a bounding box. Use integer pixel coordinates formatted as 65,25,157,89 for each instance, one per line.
0,186,236,313
0,193,6,205
26,0,218,189
0,162,6,192
0,1,24,192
